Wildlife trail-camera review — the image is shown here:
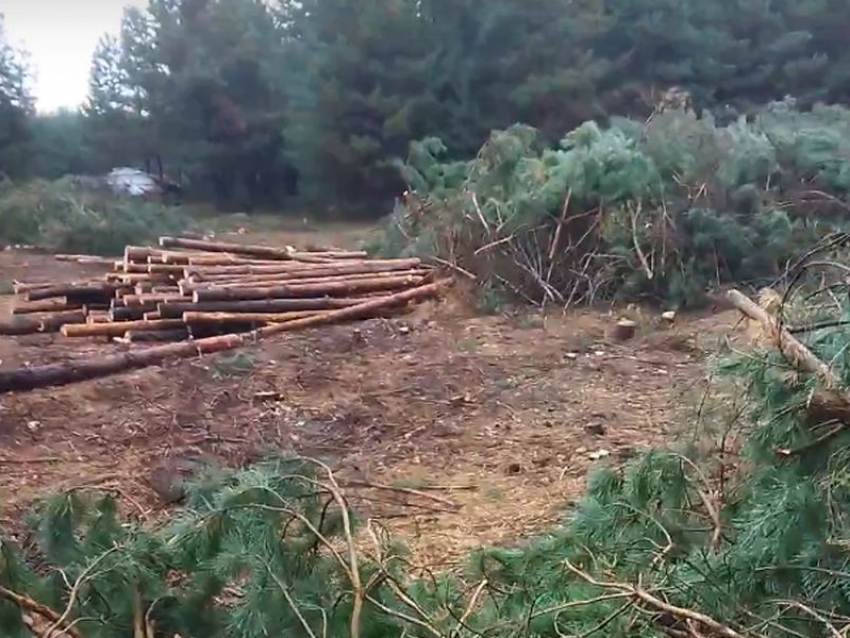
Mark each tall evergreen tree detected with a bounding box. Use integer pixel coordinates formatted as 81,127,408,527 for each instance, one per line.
83,34,152,173
284,0,458,211
0,14,34,180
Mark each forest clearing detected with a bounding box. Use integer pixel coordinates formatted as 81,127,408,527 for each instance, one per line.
0,221,713,566
5,0,850,634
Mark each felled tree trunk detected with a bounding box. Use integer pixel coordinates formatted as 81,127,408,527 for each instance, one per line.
61,319,187,338
192,274,426,302
0,280,450,393
726,289,850,427
159,236,367,262
156,297,363,318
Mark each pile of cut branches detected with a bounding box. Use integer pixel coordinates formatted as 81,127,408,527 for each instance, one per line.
381,100,850,308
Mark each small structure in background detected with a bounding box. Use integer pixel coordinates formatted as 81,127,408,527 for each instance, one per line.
107,168,161,198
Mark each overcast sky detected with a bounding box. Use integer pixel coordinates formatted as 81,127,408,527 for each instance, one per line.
2,0,146,113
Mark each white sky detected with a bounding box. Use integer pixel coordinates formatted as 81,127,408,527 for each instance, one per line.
2,0,147,113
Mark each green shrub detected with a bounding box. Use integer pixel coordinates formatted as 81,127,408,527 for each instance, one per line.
0,178,189,255
381,101,850,307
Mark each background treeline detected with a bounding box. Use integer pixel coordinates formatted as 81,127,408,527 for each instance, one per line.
3,0,850,214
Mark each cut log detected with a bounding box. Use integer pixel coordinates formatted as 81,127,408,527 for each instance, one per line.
186,258,421,280
167,254,271,266
159,236,367,262
183,310,324,324
156,297,363,318
122,293,187,306
38,311,87,333
193,274,425,302
108,305,157,321
54,254,115,265
13,281,54,295
0,280,451,393
143,312,162,320
0,317,41,335
12,298,78,315
181,269,430,294
106,273,171,284
148,263,192,274
61,319,187,338
27,283,123,302
121,329,189,343
81,304,110,313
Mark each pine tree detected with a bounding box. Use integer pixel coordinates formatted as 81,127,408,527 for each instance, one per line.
0,14,34,180
284,0,452,212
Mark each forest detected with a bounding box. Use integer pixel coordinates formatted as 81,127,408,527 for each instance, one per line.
3,0,850,213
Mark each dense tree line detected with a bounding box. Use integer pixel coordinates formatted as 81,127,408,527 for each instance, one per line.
2,0,850,214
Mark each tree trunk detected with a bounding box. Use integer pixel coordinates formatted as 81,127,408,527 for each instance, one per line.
0,280,450,393
192,274,426,302
12,298,79,315
120,329,190,343
61,319,187,338
158,236,367,262
182,310,324,324
122,293,187,306
26,283,121,302
109,305,157,321
186,258,421,280
38,311,88,333
181,270,430,293
156,298,363,318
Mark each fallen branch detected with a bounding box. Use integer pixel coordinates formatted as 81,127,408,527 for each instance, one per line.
0,584,82,638
565,560,746,638
727,289,850,428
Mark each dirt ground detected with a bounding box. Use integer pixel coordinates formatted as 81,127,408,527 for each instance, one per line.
0,221,738,568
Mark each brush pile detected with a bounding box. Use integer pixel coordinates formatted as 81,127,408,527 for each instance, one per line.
2,236,441,343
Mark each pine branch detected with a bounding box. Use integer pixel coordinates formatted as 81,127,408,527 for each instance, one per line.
0,585,82,638
564,561,748,638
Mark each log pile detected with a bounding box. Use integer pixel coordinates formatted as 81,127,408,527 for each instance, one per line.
2,236,439,342
0,237,451,392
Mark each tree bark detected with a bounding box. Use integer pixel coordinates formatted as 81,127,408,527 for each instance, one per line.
61,319,187,338
193,274,425,302
0,280,450,393
181,269,430,293
122,293,187,306
12,298,78,315
121,329,190,343
186,258,421,280
109,304,157,321
158,236,367,262
156,298,363,318
726,288,850,426
0,316,41,335
26,283,121,302
182,310,324,324
38,311,88,333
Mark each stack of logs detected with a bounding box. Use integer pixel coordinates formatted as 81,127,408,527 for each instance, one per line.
2,236,445,343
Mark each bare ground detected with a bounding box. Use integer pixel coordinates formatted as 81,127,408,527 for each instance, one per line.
0,222,737,568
